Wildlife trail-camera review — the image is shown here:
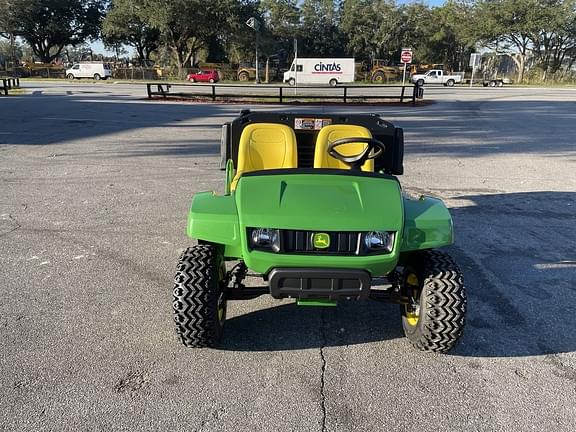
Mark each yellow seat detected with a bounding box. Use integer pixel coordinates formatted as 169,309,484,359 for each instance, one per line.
231,123,298,190
313,125,374,172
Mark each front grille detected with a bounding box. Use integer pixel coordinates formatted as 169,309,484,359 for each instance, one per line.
281,230,359,255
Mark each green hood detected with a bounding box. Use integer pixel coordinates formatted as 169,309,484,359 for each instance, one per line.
235,172,403,232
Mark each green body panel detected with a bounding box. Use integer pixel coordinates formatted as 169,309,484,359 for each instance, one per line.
186,174,454,275
235,174,403,276
235,174,403,231
401,195,453,251
225,159,234,194
297,299,338,307
187,192,242,258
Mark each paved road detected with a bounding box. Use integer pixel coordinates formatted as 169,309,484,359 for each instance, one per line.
1,82,575,431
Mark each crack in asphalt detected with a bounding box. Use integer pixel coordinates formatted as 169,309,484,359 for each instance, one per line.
0,213,21,238
319,309,327,432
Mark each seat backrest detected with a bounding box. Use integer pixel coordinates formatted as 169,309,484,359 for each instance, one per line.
231,123,298,190
313,125,374,172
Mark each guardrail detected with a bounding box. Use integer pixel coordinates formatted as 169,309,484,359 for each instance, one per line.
146,83,424,104
0,77,20,95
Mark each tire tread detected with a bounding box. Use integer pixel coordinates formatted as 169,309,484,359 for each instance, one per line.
173,245,223,348
405,250,466,353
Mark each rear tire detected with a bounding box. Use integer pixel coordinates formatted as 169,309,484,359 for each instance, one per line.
489,80,497,87
94,73,101,81
400,250,466,353
372,71,385,83
209,78,215,83
173,244,227,348
446,79,455,87
238,71,249,81
329,78,338,87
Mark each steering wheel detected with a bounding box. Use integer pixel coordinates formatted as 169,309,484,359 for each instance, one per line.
327,137,386,170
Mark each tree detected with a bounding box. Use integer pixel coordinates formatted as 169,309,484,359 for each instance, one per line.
0,38,23,64
419,1,476,70
299,0,347,57
475,0,540,82
526,0,576,80
223,0,263,64
102,0,160,61
475,0,576,82
395,2,434,62
139,0,237,78
260,0,300,40
258,0,301,58
341,0,399,62
0,0,104,63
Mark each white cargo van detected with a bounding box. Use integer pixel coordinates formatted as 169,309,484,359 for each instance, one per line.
283,58,355,86
66,62,112,80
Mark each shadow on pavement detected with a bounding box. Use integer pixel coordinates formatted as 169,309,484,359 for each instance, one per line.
220,300,403,351
447,191,576,358
3,92,576,161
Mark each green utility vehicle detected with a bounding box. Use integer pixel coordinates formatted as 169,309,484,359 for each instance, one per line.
173,111,466,353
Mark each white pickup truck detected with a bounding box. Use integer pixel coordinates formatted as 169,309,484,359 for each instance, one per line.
411,69,462,87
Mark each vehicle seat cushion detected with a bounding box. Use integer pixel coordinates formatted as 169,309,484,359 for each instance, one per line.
313,125,374,172
231,123,298,190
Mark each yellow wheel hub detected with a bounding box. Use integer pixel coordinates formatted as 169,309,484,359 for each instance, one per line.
407,273,419,286
405,272,420,326
405,311,419,327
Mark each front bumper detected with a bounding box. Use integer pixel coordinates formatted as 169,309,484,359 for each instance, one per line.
268,268,371,301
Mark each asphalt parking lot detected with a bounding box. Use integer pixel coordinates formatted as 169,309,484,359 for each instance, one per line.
1,82,575,431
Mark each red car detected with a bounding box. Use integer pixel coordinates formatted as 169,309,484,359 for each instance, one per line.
186,69,219,83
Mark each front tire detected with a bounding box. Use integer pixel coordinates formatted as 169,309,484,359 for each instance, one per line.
400,250,466,353
67,74,75,80
288,78,295,86
173,244,227,348
416,79,424,86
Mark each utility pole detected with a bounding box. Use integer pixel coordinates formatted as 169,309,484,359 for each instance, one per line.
246,17,261,83
294,38,298,90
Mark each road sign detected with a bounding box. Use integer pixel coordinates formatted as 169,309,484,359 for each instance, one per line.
469,53,481,68
469,53,481,88
246,17,260,31
400,49,413,64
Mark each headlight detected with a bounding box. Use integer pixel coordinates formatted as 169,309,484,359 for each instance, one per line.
249,228,280,252
364,231,394,253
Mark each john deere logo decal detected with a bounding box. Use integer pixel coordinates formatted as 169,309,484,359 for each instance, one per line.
313,233,330,249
